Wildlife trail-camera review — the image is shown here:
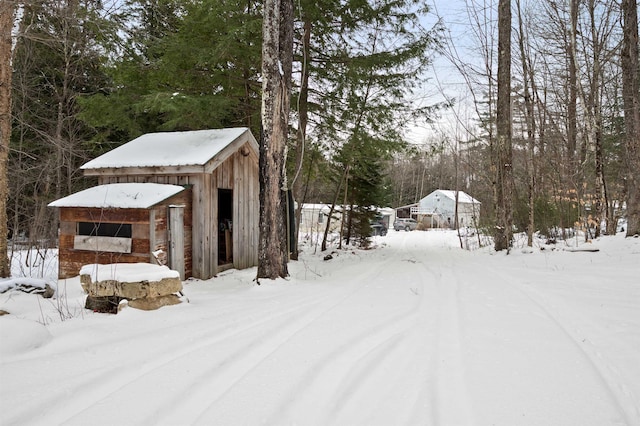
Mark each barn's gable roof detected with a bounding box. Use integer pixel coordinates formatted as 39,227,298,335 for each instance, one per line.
427,190,481,205
48,183,186,209
81,128,257,175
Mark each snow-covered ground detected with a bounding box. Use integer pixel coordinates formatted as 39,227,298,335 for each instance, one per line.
1,230,639,426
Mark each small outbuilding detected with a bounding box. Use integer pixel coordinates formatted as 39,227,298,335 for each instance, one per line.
49,128,259,280
50,183,192,279
297,204,395,236
298,204,341,236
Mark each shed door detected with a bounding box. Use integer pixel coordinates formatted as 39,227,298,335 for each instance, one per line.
169,205,185,280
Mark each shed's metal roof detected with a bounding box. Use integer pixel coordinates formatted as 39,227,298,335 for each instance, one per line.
48,183,186,209
81,128,254,170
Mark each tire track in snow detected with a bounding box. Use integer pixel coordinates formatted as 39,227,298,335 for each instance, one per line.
20,254,391,426
510,276,640,425
436,291,471,424
147,258,396,425
468,260,637,426
182,258,400,424
190,241,430,424
263,265,432,424
421,255,475,426
9,281,322,364
327,259,446,426
19,289,342,426
260,242,475,426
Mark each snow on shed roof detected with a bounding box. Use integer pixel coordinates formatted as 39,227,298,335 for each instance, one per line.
81,128,253,170
48,183,186,209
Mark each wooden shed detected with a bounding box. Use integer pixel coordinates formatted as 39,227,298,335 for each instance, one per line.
50,128,259,279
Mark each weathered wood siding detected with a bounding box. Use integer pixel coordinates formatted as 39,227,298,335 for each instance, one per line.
97,175,204,277
58,207,151,279
57,190,192,279
87,141,259,279
233,144,259,269
209,144,259,273
149,190,192,278
196,173,212,278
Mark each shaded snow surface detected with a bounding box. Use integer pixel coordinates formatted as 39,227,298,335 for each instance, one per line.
1,231,639,426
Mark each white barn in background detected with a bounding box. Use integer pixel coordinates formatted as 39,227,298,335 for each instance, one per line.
412,189,481,229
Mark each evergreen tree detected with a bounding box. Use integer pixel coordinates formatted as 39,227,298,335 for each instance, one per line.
79,0,263,141
291,0,443,249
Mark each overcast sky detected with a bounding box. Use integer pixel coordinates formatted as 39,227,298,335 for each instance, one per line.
407,0,497,146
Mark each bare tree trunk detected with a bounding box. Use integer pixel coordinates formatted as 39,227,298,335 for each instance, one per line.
454,185,463,249
567,0,578,175
419,155,427,201
321,165,348,252
257,0,293,280
338,167,349,249
345,203,353,246
289,17,311,261
516,0,536,247
587,0,607,238
292,149,316,258
568,0,587,236
397,159,405,207
0,0,14,277
494,0,514,252
594,123,608,237
621,0,640,236
453,142,460,232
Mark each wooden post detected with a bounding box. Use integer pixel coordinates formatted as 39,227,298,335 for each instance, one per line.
169,205,185,280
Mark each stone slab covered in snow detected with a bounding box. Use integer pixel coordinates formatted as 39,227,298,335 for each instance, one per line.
80,263,181,283
80,263,183,313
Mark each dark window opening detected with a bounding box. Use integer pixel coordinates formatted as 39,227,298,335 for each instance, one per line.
78,222,132,238
218,189,233,265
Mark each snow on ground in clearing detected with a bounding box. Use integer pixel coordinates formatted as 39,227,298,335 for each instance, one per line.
1,230,639,426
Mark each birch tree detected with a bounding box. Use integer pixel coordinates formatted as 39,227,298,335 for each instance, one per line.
257,0,293,279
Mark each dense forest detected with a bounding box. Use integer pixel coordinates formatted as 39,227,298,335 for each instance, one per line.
2,0,639,260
